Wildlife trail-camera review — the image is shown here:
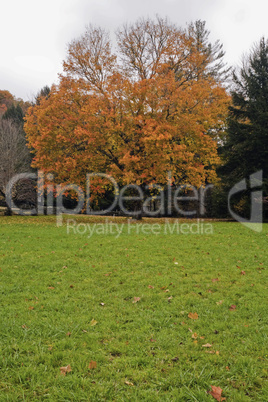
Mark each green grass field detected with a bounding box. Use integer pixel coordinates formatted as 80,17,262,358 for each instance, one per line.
0,216,267,401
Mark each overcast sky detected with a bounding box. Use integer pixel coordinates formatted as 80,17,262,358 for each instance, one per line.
1,0,268,101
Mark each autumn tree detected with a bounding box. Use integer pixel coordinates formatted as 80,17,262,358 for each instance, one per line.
0,90,14,116
25,17,230,213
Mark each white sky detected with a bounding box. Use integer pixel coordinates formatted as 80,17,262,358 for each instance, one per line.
1,0,268,101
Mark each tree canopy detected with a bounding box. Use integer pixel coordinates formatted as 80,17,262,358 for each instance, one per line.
25,17,229,199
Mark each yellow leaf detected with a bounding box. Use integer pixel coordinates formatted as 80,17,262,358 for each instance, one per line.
125,380,134,386
88,360,97,369
188,312,198,320
90,319,97,326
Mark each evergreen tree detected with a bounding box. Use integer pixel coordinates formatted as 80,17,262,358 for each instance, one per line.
2,104,24,125
219,37,268,217
186,20,231,83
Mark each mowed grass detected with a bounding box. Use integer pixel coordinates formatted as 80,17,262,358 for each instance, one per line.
0,216,267,401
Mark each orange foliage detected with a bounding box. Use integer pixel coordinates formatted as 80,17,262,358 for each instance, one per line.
25,19,230,193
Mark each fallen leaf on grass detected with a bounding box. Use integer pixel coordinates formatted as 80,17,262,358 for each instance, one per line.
188,312,198,320
212,278,219,282
208,385,226,401
168,296,173,302
225,366,230,371
205,350,220,355
241,271,246,275
229,304,236,311
171,356,179,361
148,285,154,289
28,306,34,310
48,286,54,290
60,364,72,376
90,319,98,326
100,303,105,306
21,324,28,329
216,300,223,305
132,297,141,303
125,380,134,386
88,360,97,369
150,338,156,342
202,343,212,348
192,333,198,339
66,332,71,337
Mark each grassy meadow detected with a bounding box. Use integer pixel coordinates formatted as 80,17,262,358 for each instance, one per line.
0,216,267,401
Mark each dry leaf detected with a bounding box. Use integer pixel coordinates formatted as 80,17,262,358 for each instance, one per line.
193,340,198,344
168,296,173,302
188,312,198,320
100,303,105,306
208,385,226,401
132,297,141,303
148,285,154,289
229,304,236,311
70,284,74,288
88,360,97,369
241,271,246,275
216,351,220,355
60,364,72,376
225,366,230,371
192,332,198,339
66,332,71,337
21,324,28,329
28,306,34,310
164,289,170,293
200,336,205,339
150,338,156,342
90,319,98,326
125,380,134,386
216,300,223,305
212,278,219,282
202,343,212,348
48,286,54,290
